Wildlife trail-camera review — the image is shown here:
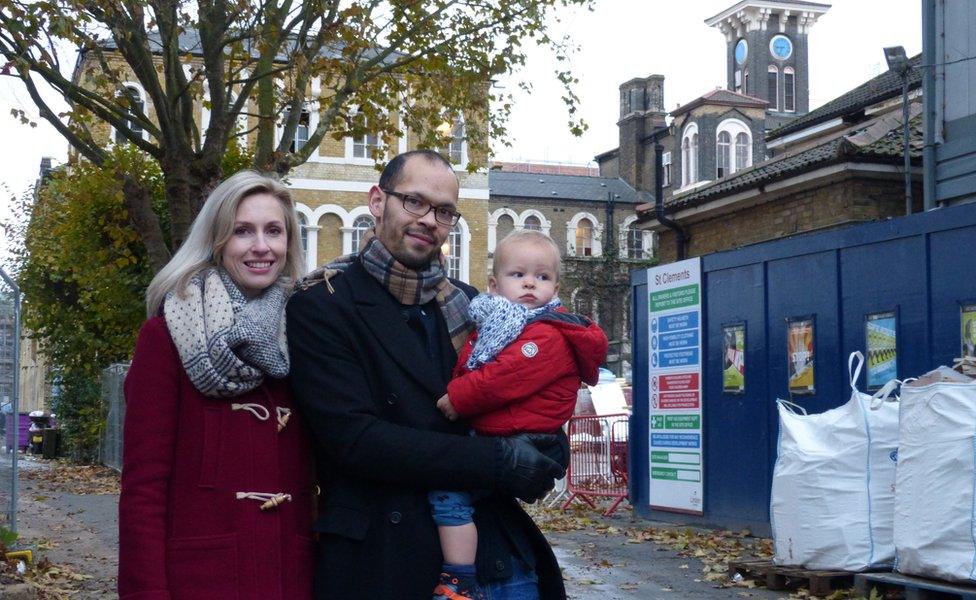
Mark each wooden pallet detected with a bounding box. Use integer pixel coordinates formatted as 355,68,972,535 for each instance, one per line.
855,572,976,600
728,559,856,597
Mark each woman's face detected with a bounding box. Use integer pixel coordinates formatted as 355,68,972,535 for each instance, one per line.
221,193,288,298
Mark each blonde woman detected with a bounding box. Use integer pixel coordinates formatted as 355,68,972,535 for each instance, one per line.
119,171,314,599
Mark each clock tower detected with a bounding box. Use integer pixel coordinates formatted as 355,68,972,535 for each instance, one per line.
706,1,830,129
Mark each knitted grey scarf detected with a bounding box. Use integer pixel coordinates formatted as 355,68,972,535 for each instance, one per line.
163,268,289,397
466,293,562,370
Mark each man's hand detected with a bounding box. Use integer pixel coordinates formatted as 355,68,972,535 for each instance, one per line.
436,394,459,421
495,433,566,503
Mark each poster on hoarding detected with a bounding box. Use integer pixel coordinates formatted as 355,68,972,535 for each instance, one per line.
722,323,745,393
787,316,815,395
866,311,897,389
962,304,976,359
647,258,703,515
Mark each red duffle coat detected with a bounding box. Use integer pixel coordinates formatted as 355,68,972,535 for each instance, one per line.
447,309,609,436
118,316,314,600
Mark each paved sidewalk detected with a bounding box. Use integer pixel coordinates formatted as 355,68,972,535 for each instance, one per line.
12,457,792,599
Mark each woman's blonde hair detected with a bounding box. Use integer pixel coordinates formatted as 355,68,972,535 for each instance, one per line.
145,170,305,316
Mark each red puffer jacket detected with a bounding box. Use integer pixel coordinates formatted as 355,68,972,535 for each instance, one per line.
447,309,609,436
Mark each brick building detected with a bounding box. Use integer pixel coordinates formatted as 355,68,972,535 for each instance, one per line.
74,31,490,286
591,0,925,265
487,169,652,373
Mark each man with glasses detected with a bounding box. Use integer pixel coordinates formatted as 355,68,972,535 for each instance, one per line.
287,150,567,599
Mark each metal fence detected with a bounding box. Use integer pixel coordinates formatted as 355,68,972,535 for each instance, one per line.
562,413,630,516
0,269,21,533
99,363,129,472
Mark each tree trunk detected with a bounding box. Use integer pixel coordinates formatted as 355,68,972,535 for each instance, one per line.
162,154,195,251
121,175,171,273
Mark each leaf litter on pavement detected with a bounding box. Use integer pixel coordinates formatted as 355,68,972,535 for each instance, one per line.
525,502,860,596
20,460,120,495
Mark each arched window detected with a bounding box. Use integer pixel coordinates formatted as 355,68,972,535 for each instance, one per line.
575,218,594,257
523,215,541,231
784,67,796,112
735,132,750,171
768,65,780,111
298,213,309,256
351,215,374,253
717,131,731,178
681,138,690,186
680,123,700,187
717,118,752,175
743,69,749,95
437,117,465,165
445,224,463,280
116,85,145,144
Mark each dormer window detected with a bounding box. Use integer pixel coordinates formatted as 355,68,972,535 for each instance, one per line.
116,85,145,144
717,118,752,177
681,123,700,187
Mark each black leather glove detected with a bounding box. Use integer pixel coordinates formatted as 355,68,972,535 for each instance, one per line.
494,433,566,503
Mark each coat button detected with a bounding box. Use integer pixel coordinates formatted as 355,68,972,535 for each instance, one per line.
386,392,398,405
494,559,506,572
388,511,402,524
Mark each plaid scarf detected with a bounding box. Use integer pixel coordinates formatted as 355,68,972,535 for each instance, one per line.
326,233,473,353
466,294,562,369
163,268,289,397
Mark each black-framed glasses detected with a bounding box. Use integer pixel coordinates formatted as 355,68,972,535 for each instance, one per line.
381,188,461,226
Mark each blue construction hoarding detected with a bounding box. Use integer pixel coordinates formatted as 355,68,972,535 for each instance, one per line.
630,202,976,535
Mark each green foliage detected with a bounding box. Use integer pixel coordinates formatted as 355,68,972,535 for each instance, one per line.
0,527,17,548
14,143,254,461
17,146,164,459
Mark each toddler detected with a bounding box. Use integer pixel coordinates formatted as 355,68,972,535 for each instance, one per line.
430,230,609,599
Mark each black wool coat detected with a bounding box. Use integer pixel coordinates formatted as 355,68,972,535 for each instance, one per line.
286,259,566,600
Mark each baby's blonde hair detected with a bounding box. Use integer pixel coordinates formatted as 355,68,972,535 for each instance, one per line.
492,229,562,280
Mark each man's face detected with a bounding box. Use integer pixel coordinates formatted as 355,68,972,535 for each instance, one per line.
369,157,459,269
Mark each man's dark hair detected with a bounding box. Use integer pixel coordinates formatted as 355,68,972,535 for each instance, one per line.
379,150,455,191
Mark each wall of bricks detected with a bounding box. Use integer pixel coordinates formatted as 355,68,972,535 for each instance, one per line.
654,175,923,263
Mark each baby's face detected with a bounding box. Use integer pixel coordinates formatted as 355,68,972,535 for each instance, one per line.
489,240,559,309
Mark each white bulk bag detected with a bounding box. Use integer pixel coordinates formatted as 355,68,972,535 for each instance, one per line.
771,351,899,570
895,378,976,582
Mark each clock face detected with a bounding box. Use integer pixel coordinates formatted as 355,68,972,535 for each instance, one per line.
770,35,793,60
735,39,748,65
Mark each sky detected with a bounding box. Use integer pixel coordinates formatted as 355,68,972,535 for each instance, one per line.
0,0,923,245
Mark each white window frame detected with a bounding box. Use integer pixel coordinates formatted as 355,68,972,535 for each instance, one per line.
618,215,654,260
488,207,520,253
350,213,375,254
716,118,753,175
110,82,150,144
680,122,699,188
768,65,780,111
517,209,552,235
294,203,318,273
437,115,468,168
566,212,602,257
201,83,251,147
784,66,796,113
662,151,672,187
717,130,732,179
344,106,387,165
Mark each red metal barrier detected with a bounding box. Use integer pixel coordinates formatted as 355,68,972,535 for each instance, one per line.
562,413,630,516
